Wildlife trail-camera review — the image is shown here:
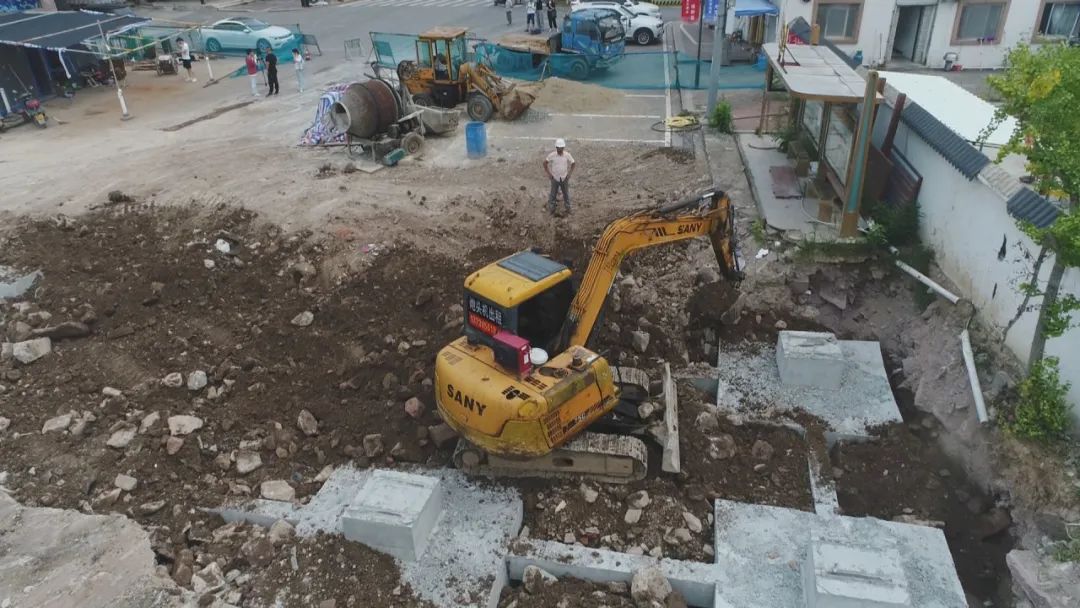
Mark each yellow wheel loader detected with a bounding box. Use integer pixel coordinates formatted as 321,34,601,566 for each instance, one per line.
397,27,536,122
434,191,744,482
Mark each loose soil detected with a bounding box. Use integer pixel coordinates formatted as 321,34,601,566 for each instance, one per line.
498,578,640,608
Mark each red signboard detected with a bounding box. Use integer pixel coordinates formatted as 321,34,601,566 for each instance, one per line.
681,0,701,22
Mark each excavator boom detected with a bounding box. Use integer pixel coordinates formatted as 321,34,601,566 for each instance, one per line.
558,190,742,350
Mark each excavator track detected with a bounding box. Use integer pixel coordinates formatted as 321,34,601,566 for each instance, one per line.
453,432,648,484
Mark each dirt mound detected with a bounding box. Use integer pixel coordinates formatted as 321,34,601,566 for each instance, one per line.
529,77,623,114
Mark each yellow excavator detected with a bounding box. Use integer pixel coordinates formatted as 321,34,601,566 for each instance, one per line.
434,190,743,482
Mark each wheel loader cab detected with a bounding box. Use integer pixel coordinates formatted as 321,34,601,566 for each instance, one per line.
463,251,575,374
411,27,471,106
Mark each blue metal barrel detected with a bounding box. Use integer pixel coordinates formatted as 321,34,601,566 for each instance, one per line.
465,121,487,159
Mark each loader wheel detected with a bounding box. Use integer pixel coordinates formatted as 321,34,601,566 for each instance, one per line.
402,132,424,155
567,59,589,81
466,93,495,122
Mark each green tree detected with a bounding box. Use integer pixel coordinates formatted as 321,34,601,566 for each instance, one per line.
983,44,1080,372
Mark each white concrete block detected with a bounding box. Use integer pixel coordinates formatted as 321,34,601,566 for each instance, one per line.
777,331,845,390
342,470,442,561
803,539,911,608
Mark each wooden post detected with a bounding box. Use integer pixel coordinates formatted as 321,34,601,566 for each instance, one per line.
882,93,906,158
840,71,880,237
756,64,772,135
817,101,832,182
810,24,820,45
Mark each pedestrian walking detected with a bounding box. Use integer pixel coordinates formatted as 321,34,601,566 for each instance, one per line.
526,1,536,31
292,48,305,92
546,0,557,31
265,49,279,95
535,0,545,30
245,49,259,97
506,1,513,26
543,138,575,215
176,37,196,83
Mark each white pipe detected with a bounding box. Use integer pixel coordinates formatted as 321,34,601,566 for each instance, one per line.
205,54,214,82
0,88,10,114
888,246,961,304
961,330,989,423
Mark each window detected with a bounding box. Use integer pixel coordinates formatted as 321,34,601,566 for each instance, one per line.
954,1,1007,43
814,1,863,42
1037,2,1080,39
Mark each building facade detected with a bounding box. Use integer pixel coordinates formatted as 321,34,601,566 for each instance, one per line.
772,0,1078,69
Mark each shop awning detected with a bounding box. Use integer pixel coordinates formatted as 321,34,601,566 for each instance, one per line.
735,0,778,18
0,10,148,52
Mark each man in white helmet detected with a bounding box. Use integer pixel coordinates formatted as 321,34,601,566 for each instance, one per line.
543,138,575,215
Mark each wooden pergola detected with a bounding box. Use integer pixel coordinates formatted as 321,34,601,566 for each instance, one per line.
757,31,883,237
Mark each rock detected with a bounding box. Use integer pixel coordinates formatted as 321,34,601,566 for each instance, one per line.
522,565,558,594
8,321,32,341
261,480,295,502
637,402,658,420
214,453,232,471
42,413,73,434
172,563,193,587
1032,511,1070,541
114,474,138,492
974,507,1012,540
139,411,161,434
694,411,719,433
774,320,788,330
161,372,184,388
289,260,317,282
297,409,319,436
241,537,275,567
695,267,721,285
630,566,672,606
1007,549,1080,608
630,330,651,353
192,562,225,595
235,451,263,474
314,464,334,482
168,415,204,436
137,500,166,516
669,528,692,544
269,519,296,545
624,508,643,525
427,423,458,448
106,425,137,448
707,434,737,460
94,488,122,508
0,417,9,433
30,321,91,341
165,436,184,455
362,434,384,458
291,311,314,327
682,511,702,533
580,484,599,504
12,337,52,364
751,439,774,461
0,342,11,361
186,371,208,391
627,490,651,509
404,397,425,419
562,532,576,544
382,372,399,390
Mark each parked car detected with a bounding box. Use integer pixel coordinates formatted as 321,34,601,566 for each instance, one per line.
200,17,295,54
570,0,661,18
571,2,662,45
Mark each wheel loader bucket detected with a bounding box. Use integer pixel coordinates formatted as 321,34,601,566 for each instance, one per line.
498,83,539,120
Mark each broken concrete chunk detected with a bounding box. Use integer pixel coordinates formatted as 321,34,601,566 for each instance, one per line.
627,490,651,509
106,425,137,448
186,371,208,391
427,423,458,448
114,474,138,492
139,411,161,434
260,480,295,502
137,500,166,516
404,397,425,419
291,311,314,327
580,484,599,504
30,321,91,341
682,511,703,533
165,436,184,455
161,372,184,388
269,519,296,545
707,434,737,460
0,417,10,433
362,433,384,458
42,413,73,434
297,409,318,436
624,508,643,525
751,439,774,461
235,451,263,475
168,415,204,436
12,337,52,364
522,565,558,594
630,330,650,354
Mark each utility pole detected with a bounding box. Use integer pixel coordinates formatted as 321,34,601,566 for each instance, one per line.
694,7,705,88
97,21,131,121
705,0,729,114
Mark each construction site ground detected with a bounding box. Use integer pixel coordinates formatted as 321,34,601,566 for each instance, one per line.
1,45,1075,608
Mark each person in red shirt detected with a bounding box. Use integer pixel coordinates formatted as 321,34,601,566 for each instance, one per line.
245,49,259,97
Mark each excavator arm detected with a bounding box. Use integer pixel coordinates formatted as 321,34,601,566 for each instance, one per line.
557,190,743,350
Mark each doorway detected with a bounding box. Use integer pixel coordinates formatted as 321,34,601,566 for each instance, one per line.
890,3,935,66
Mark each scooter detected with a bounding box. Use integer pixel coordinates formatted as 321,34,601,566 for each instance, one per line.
0,93,47,131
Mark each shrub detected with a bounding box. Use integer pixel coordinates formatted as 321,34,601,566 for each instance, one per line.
864,200,921,247
709,100,733,133
1007,357,1072,443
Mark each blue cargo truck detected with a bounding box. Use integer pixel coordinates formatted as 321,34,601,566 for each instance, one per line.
494,8,625,80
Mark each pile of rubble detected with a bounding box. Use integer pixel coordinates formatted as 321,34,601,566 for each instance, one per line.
500,565,687,608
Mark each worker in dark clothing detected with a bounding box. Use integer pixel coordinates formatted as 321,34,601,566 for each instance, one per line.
546,0,557,31
265,49,279,96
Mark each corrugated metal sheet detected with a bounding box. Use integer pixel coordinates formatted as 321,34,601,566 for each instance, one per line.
899,101,990,180
1006,188,1061,229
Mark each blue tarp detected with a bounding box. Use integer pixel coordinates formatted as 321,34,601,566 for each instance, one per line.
735,0,778,18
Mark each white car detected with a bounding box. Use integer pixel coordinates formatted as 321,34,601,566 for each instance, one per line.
571,2,663,45
571,0,661,18
200,17,295,54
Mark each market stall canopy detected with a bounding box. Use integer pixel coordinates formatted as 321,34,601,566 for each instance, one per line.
0,10,148,52
735,0,778,18
762,41,883,104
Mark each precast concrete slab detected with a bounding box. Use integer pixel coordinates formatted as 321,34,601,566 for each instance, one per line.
341,470,442,561
713,500,966,607
714,336,901,438
208,466,522,608
777,331,845,390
